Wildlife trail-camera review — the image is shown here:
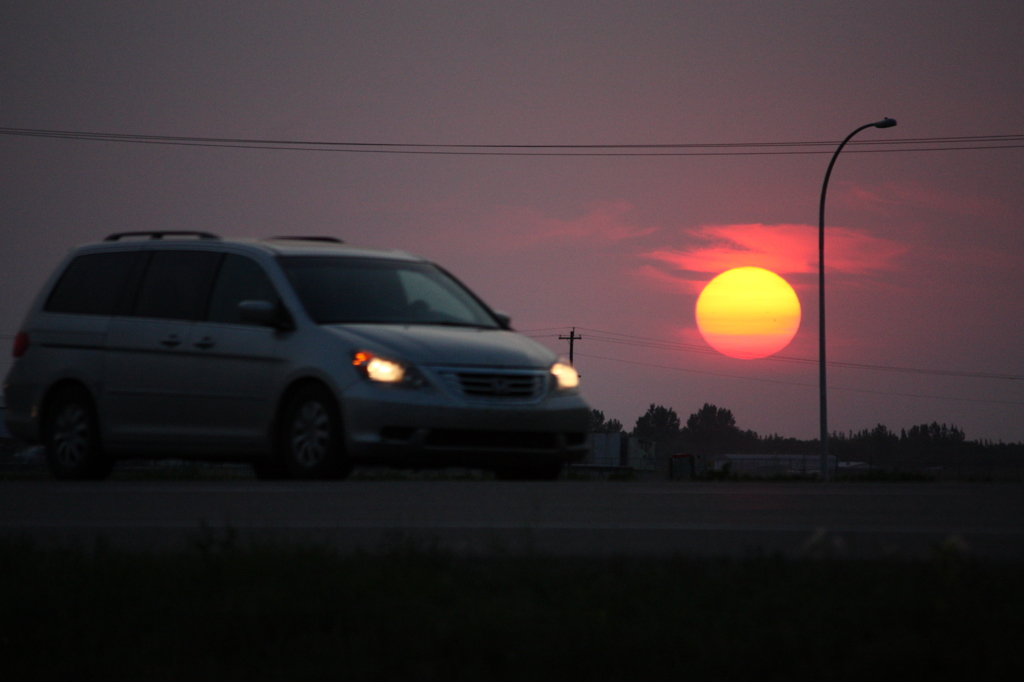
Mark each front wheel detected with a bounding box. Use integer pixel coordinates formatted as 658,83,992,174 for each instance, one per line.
279,386,352,480
44,387,114,480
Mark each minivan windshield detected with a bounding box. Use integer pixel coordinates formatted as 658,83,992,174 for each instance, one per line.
279,256,501,328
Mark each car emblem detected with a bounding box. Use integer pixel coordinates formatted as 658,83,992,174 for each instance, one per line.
491,377,509,394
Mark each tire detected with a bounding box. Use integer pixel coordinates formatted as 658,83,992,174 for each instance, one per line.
278,385,352,480
495,461,563,481
44,387,114,480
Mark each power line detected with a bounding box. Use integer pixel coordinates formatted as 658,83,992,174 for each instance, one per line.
570,326,1024,381
575,351,1024,407
530,325,1023,381
6,127,1020,148
2,126,1021,148
2,127,1023,157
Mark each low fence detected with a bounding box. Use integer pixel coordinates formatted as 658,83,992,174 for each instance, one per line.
712,454,837,477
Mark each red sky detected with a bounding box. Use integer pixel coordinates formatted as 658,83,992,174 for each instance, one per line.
2,1,1022,441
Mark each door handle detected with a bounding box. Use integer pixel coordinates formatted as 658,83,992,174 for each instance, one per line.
160,334,181,348
194,336,215,349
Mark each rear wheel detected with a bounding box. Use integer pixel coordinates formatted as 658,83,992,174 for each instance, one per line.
279,385,352,480
44,387,114,480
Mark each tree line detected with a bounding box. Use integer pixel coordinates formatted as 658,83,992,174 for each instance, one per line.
590,403,1024,466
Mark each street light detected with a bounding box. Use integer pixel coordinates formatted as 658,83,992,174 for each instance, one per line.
819,117,897,481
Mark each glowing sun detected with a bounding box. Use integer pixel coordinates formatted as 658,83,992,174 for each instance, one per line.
695,267,801,359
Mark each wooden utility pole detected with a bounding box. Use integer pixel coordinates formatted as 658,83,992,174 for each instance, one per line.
558,327,582,365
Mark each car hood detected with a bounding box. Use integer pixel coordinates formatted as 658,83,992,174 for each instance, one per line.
323,324,558,368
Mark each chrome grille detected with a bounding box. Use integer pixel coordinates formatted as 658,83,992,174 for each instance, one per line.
437,369,547,401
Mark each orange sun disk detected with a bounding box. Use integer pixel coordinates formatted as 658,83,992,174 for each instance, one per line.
695,267,801,359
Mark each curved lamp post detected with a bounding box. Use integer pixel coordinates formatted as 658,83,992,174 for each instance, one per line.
819,118,897,481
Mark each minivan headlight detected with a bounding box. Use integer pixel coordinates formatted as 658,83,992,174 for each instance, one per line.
353,351,425,387
550,361,579,391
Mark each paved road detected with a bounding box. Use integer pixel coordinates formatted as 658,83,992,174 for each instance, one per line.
3,480,1023,558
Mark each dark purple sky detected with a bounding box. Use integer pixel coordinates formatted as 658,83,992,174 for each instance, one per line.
3,1,1023,441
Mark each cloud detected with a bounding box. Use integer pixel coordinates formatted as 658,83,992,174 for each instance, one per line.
635,264,706,295
644,223,906,276
834,181,1010,219
384,200,658,261
488,200,657,249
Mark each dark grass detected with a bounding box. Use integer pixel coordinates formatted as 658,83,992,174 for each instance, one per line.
2,447,1021,482
0,462,494,482
2,538,1022,680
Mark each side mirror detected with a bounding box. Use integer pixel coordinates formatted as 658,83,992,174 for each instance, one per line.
492,310,512,329
238,300,292,329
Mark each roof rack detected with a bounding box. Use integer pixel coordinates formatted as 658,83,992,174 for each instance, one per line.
104,231,220,241
266,236,344,243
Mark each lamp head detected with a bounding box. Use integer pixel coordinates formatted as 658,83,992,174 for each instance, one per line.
874,118,897,129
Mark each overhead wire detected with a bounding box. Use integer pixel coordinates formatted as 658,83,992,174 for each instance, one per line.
3,126,1021,393
2,127,1023,156
565,326,1024,381
573,351,1024,407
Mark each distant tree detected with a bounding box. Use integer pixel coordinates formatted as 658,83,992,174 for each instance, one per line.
868,424,899,466
632,404,681,442
828,424,900,466
686,403,736,433
901,422,966,461
685,403,742,455
589,409,624,433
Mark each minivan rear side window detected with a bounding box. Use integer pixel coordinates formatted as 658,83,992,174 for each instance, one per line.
133,251,223,321
45,251,139,316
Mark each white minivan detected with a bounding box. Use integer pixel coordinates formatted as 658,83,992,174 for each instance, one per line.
3,233,590,480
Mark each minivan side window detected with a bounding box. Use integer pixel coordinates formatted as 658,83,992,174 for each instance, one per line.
206,254,280,325
45,251,139,316
132,251,223,321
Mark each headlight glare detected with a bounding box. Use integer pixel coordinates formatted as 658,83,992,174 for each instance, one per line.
366,357,405,383
353,351,407,383
550,362,579,390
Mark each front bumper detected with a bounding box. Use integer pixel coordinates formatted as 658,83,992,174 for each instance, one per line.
341,381,590,468
3,369,41,443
